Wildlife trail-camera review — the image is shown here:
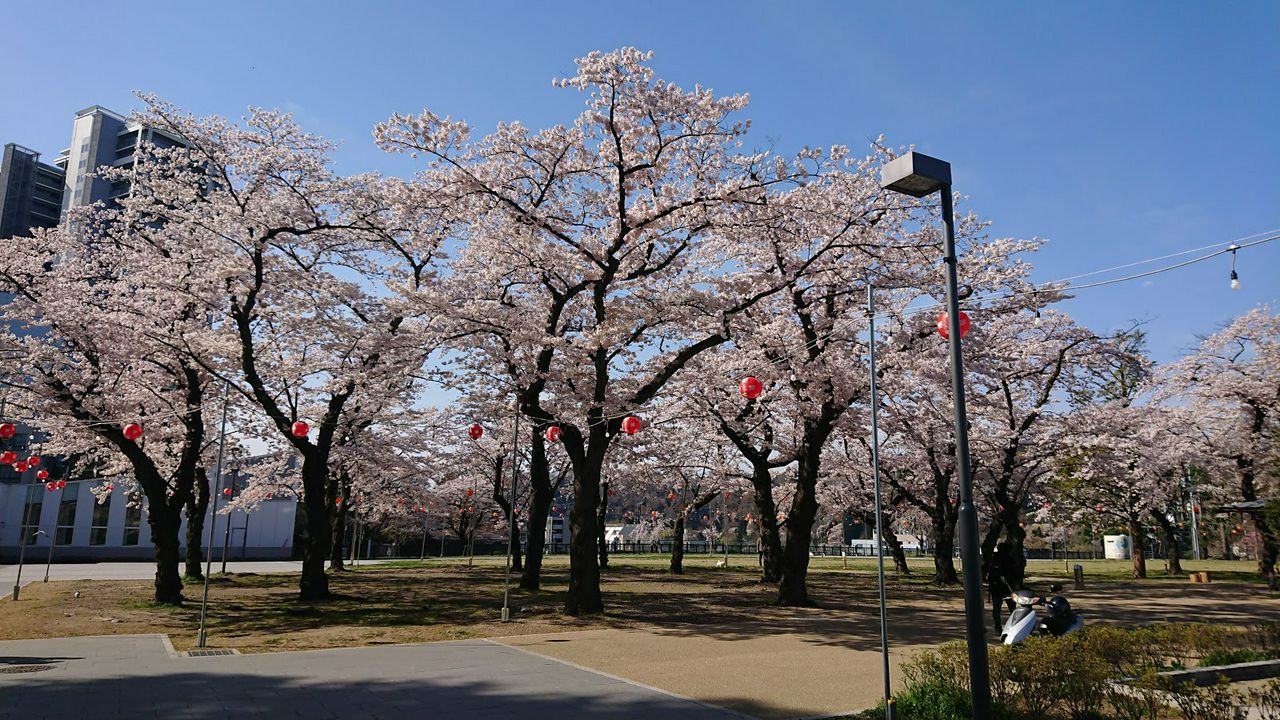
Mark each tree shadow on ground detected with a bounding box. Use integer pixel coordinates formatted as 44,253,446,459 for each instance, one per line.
0,659,738,719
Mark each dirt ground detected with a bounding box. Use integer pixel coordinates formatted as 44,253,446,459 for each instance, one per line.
0,556,1273,653
1,557,1275,718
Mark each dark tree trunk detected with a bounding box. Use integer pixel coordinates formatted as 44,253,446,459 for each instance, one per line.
564,430,604,616
750,471,784,583
881,514,911,574
1238,450,1278,585
184,468,210,580
932,508,960,585
299,456,331,600
329,499,347,572
670,514,686,574
1152,510,1184,576
148,502,185,605
597,481,610,570
521,449,552,590
777,431,823,606
1129,515,1148,579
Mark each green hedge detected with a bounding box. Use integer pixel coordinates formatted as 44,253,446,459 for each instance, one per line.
885,624,1280,720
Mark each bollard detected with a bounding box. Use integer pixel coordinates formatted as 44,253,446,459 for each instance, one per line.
1073,564,1084,590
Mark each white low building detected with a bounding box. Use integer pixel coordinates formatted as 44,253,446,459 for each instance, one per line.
0,478,297,562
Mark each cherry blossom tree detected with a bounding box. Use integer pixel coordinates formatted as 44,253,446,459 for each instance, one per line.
1160,307,1280,582
110,97,445,600
376,48,822,614
0,216,218,604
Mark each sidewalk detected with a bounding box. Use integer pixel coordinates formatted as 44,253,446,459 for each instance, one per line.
0,634,738,719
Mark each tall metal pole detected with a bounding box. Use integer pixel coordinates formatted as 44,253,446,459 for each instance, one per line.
940,188,993,718
420,517,429,561
868,285,895,720
198,379,231,648
12,476,39,601
43,522,56,582
220,471,235,574
502,398,520,622
1187,467,1201,561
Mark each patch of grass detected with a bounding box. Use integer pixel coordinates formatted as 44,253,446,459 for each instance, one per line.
1200,647,1273,666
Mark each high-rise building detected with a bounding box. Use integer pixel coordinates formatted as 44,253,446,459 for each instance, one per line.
0,144,65,239
55,105,187,216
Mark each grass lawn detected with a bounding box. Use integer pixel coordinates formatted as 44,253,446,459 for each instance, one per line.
0,554,1269,653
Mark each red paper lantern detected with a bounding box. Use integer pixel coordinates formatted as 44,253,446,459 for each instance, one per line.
724,491,732,498
467,423,484,440
1193,506,1200,514
123,423,144,441
935,311,971,340
15,461,27,473
739,376,763,400
223,487,232,496
26,455,40,467
45,481,56,491
607,488,614,497
291,421,310,438
0,422,15,438
335,497,343,505
466,488,475,497
545,426,562,443
266,493,274,500
57,479,66,489
0,451,13,465
621,415,642,435
667,492,677,502
36,469,49,480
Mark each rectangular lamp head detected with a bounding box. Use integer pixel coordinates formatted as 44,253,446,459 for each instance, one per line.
879,151,952,197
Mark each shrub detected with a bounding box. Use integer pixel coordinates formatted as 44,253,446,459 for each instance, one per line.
1200,647,1271,667
894,679,973,720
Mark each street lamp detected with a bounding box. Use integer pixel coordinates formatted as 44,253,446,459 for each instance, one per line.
880,151,993,719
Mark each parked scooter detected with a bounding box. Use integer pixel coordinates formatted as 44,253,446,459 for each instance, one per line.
999,583,1085,645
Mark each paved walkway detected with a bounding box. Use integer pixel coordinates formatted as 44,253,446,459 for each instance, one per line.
0,635,738,720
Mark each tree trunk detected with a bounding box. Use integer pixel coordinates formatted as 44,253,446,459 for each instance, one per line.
565,444,603,616
1152,510,1184,576
750,469,784,582
183,468,210,580
777,435,821,606
932,509,960,585
299,455,331,600
881,512,911,574
520,432,553,591
1129,516,1148,579
149,503,185,605
597,481,610,570
329,500,347,572
670,514,686,574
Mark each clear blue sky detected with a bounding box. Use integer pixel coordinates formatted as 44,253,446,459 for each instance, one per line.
3,1,1276,363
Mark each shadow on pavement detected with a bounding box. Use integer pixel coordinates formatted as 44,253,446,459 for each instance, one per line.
1,671,738,719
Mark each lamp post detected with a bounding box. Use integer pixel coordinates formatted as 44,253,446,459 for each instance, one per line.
880,151,992,718
198,378,231,648
867,285,895,720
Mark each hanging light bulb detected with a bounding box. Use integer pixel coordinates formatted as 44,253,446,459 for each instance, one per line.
1229,245,1241,290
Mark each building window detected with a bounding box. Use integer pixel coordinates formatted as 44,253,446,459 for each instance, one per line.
56,494,78,545
123,503,142,546
90,495,111,546
20,489,42,544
